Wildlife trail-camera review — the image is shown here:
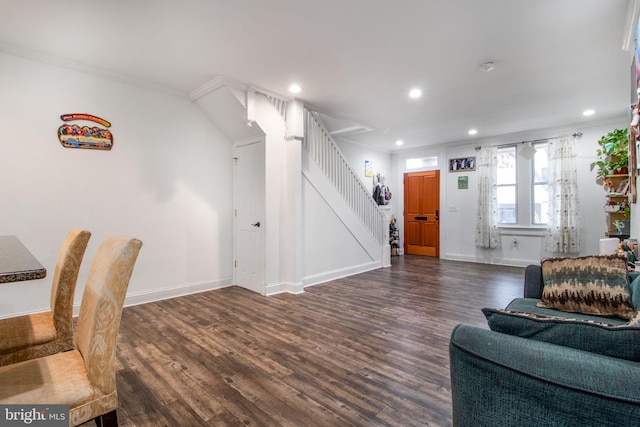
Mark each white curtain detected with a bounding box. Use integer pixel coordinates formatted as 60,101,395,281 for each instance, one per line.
545,136,580,253
476,146,501,248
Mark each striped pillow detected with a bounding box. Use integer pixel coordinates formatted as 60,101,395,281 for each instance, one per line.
537,255,634,320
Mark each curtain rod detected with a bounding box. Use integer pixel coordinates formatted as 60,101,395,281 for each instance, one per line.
475,132,583,151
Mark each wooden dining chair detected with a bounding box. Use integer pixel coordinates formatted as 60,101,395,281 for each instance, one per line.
0,228,91,366
0,235,142,427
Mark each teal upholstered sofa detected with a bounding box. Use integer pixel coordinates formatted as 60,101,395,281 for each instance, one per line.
449,263,640,426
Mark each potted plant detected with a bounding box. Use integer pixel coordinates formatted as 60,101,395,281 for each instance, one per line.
590,128,629,179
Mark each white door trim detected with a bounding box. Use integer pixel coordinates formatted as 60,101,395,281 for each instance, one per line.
233,137,266,294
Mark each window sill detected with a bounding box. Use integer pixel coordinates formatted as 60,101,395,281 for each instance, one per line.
498,226,547,237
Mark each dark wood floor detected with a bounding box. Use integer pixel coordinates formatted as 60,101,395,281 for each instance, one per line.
106,256,524,427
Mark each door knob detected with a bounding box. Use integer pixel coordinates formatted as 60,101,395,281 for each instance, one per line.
252,221,261,228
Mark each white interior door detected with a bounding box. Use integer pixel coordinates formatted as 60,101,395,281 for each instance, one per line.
233,139,265,294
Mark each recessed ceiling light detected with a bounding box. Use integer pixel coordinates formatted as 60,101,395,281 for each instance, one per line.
583,109,595,116
468,129,478,135
478,61,495,73
409,88,422,99
395,140,404,146
289,83,301,94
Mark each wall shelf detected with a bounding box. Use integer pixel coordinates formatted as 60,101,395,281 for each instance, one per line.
603,174,630,238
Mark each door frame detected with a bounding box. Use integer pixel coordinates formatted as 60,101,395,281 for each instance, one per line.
403,170,441,257
232,137,266,294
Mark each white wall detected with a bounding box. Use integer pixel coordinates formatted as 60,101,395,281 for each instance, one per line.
298,136,389,286
301,176,376,284
1,51,632,318
388,118,630,266
0,52,234,317
251,93,302,294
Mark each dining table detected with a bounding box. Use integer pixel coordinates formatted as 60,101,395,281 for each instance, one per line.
0,235,47,283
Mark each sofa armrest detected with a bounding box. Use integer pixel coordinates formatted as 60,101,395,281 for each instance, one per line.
449,324,640,426
523,264,543,298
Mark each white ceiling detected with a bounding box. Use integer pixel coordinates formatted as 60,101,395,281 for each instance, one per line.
0,0,634,151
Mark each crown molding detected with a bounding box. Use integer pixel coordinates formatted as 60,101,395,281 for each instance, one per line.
623,0,640,53
0,41,190,100
189,75,248,101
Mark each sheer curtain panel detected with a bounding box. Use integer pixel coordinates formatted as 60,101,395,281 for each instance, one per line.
545,136,580,253
476,146,501,249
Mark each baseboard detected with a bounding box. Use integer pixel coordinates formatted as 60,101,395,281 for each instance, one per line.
123,277,233,308
265,281,305,295
303,261,381,288
444,253,535,267
69,277,233,316
0,278,234,320
0,307,47,320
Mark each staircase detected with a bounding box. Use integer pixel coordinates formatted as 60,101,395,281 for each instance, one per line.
302,108,389,267
191,80,389,290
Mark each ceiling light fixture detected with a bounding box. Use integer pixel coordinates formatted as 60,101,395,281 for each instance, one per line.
468,129,478,136
583,109,595,116
409,88,422,99
478,61,495,73
395,140,404,146
289,83,301,94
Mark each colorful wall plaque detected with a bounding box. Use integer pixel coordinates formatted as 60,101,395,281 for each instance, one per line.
57,113,113,150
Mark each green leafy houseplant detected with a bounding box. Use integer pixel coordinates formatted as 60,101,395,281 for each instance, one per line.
590,128,629,179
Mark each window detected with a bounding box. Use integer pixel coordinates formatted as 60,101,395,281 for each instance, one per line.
497,146,517,224
496,143,549,226
532,143,549,224
406,156,437,169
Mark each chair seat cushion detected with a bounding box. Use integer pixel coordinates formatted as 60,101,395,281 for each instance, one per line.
0,312,56,353
0,349,93,406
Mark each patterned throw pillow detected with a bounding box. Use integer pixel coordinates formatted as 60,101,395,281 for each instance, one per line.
537,255,635,320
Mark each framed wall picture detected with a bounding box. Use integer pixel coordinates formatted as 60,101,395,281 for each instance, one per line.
458,176,469,189
365,160,373,177
616,179,629,195
449,157,475,172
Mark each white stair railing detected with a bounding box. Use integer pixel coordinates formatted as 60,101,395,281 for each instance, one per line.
265,94,287,119
303,108,386,245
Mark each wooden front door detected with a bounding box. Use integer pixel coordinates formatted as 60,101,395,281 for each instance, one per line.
404,170,440,257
